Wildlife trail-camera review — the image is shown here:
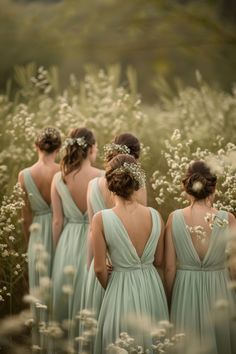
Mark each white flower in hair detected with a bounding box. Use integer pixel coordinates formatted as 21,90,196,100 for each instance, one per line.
63,136,88,149
117,162,146,188
104,143,130,159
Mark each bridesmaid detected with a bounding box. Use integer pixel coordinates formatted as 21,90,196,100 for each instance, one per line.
165,160,236,354
92,154,168,353
85,133,147,319
51,127,102,328
18,127,61,288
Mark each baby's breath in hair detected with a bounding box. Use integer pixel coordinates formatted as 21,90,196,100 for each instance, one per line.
104,143,130,160
63,136,88,149
116,162,146,188
39,127,60,140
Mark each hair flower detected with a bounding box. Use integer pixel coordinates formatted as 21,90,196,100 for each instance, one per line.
63,136,88,149
104,143,130,159
117,162,146,188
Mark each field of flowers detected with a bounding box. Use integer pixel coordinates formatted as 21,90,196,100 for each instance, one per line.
0,64,236,352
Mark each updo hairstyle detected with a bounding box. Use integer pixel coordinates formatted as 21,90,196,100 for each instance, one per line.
35,127,61,154
61,127,95,176
105,133,141,163
182,161,217,200
105,154,140,199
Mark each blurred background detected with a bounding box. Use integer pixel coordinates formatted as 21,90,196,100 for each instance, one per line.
1,0,236,101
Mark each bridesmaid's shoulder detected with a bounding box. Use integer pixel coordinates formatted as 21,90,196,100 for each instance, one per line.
227,211,236,227
91,209,106,228
51,170,62,186
91,167,105,178
18,165,32,185
88,171,104,186
53,170,62,179
166,208,183,225
148,206,161,217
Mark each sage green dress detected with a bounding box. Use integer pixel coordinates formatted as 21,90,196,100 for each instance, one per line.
95,208,169,353
171,209,236,354
52,172,89,324
85,177,106,319
23,168,53,289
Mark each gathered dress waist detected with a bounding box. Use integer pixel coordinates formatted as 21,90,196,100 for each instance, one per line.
34,209,52,216
177,264,226,272
113,263,153,272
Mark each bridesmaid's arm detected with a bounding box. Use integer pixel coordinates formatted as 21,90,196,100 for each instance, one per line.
228,212,236,280
153,212,165,278
51,176,64,248
87,181,95,268
92,212,108,289
164,213,176,308
18,171,32,243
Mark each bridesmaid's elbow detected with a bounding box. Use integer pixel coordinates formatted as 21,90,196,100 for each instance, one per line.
53,218,63,229
164,265,176,276
94,264,105,276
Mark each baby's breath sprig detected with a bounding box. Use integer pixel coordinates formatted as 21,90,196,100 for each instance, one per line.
38,127,60,140
117,162,146,188
103,143,130,160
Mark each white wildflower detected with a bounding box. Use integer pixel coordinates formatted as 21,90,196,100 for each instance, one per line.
62,284,73,295
29,223,41,233
63,265,75,276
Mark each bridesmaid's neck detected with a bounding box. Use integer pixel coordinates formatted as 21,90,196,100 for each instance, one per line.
114,195,138,210
37,150,58,164
188,196,214,210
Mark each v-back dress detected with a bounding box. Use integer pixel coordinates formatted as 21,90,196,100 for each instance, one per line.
23,168,53,289
95,208,169,353
85,177,107,319
171,209,236,354
51,172,89,325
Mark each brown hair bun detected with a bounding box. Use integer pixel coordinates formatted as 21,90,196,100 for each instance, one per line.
35,127,61,153
182,161,217,200
61,127,95,176
104,133,141,163
105,154,144,199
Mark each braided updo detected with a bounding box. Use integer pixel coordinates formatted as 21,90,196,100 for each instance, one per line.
35,127,61,153
182,161,217,200
61,127,96,177
105,154,141,199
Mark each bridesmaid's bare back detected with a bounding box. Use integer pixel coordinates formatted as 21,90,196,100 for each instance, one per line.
112,204,153,258
182,205,219,261
64,167,102,214
30,161,60,205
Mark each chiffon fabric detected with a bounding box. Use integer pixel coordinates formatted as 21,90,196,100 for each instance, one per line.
85,177,106,319
51,172,89,326
171,209,236,354
23,168,53,348
95,208,169,353
23,168,53,289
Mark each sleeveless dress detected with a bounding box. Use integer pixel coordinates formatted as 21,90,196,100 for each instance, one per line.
51,172,89,325
85,177,107,319
95,208,169,353
171,209,236,354
23,168,53,349
23,168,53,288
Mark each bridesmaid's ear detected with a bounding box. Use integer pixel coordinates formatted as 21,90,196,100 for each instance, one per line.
88,143,98,163
35,144,40,154
209,188,216,205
